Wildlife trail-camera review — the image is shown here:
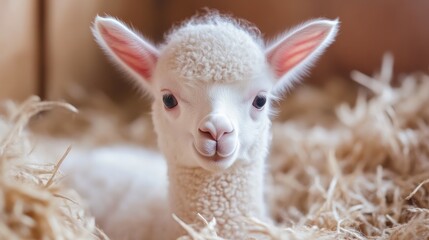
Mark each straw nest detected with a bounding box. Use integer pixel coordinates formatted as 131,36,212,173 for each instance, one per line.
9,54,429,239
0,97,108,240
264,54,429,239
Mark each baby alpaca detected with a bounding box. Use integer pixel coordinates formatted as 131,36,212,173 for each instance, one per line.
89,13,338,239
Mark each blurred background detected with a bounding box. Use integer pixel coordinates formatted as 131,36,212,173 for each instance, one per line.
1,0,429,103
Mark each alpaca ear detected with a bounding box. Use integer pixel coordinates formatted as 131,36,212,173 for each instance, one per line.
92,16,159,92
266,19,339,94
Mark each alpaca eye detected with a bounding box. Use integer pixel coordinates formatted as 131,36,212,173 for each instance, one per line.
252,95,267,109
162,94,178,109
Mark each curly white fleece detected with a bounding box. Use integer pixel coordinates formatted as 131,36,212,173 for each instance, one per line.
159,16,265,84
168,160,267,238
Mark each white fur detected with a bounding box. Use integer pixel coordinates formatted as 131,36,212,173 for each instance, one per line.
64,13,338,239
62,145,169,239
160,17,265,84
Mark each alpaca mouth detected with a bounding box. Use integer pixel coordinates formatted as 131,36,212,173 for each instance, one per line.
193,144,238,172
193,141,237,162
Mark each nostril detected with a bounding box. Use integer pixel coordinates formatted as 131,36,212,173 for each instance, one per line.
199,128,216,140
216,129,233,140
198,128,233,141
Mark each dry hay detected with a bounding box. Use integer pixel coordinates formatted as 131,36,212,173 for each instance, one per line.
10,54,429,239
0,97,108,240
263,54,429,239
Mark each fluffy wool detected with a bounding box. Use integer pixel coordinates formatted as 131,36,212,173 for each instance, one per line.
160,16,265,83
168,158,267,239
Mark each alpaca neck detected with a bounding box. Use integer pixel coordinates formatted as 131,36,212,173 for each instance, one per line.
167,159,266,238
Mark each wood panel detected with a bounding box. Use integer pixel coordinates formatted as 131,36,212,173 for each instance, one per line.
45,0,159,102
0,0,38,101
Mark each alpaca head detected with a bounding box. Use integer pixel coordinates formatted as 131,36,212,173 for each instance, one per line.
93,14,338,172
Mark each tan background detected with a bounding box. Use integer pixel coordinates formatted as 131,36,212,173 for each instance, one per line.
0,1,39,101
1,0,429,102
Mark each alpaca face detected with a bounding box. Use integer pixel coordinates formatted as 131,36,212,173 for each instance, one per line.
150,23,273,171
150,73,274,172
92,14,339,172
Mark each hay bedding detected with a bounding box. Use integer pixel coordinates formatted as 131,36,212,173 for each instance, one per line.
2,55,429,239
0,97,108,239
265,55,429,238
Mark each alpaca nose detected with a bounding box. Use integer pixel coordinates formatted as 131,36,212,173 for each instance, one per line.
198,114,234,140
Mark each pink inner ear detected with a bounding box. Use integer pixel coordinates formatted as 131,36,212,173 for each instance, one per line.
268,27,329,77
99,24,157,80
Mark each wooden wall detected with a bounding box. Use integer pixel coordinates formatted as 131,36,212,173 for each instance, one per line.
1,0,429,102
0,0,39,101
45,0,159,101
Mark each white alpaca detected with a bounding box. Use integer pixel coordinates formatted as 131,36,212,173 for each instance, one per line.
65,13,338,239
